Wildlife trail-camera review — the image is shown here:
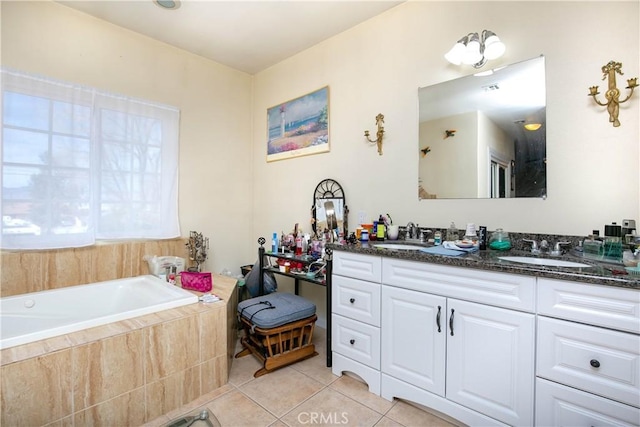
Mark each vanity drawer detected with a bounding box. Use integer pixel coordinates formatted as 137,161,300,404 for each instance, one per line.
333,252,381,283
537,316,640,407
332,314,380,369
382,258,535,312
537,278,640,334
535,378,640,427
332,275,381,326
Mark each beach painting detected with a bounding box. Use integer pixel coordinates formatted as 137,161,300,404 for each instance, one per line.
266,86,329,162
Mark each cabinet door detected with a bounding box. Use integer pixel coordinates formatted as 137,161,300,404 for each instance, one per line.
446,298,535,426
381,285,446,396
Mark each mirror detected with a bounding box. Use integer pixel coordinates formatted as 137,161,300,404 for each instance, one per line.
311,179,349,240
418,56,546,199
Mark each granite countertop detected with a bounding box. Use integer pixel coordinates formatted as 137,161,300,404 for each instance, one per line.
328,242,640,290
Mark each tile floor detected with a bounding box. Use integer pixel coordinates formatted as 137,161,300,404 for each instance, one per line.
146,327,460,427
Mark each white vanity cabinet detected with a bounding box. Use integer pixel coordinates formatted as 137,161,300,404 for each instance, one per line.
380,258,536,427
331,251,382,394
535,278,640,426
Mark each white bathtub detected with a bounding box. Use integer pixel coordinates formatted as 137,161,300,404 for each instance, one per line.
0,275,199,350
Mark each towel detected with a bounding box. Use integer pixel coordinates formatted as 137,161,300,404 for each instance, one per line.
420,246,467,257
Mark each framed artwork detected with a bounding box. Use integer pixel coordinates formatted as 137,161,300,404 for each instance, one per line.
266,86,329,162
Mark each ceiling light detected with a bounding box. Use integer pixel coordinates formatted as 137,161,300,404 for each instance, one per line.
445,30,506,69
524,123,542,131
154,0,181,10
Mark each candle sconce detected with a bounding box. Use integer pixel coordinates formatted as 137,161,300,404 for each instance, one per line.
364,113,385,155
588,60,638,127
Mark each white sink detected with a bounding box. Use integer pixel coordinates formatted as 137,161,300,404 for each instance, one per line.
373,243,426,251
498,256,592,268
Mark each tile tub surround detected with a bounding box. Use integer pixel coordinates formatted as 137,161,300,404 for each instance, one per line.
1,274,238,426
329,235,640,290
0,238,188,297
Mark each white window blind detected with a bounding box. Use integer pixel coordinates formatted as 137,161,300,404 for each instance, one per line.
1,69,180,250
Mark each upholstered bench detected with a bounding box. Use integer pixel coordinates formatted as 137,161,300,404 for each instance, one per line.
235,292,318,377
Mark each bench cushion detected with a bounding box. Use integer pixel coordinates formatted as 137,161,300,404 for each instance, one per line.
237,292,316,329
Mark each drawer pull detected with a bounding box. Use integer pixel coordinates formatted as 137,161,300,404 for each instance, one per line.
349,339,355,345
449,308,455,336
590,359,601,368
349,298,355,304
436,305,442,333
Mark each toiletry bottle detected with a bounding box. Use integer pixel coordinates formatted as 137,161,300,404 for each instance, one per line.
272,232,278,253
446,222,458,242
377,215,386,241
478,226,488,250
434,230,442,245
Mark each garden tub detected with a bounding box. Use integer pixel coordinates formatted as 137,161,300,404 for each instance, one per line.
0,275,198,349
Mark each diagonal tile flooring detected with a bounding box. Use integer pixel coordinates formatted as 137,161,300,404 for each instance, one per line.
146,327,459,427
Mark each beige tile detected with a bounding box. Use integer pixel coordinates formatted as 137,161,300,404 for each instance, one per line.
373,416,405,427
1,349,72,426
280,387,383,427
94,243,129,282
202,389,276,427
290,350,338,386
73,330,145,410
1,250,44,296
74,386,146,426
1,334,72,366
385,400,459,427
146,365,201,421
146,315,200,382
228,349,264,387
239,367,324,417
330,375,394,414
65,318,141,346
45,247,93,289
200,305,227,361
201,355,228,394
162,383,234,423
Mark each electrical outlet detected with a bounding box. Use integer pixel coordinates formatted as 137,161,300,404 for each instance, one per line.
358,211,367,225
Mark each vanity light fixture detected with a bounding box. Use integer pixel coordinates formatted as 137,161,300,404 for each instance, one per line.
154,0,181,10
524,123,542,131
445,30,506,69
588,60,638,127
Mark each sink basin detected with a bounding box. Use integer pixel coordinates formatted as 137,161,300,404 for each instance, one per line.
498,256,592,268
373,243,426,251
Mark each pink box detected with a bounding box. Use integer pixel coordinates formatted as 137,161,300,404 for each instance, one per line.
181,272,212,292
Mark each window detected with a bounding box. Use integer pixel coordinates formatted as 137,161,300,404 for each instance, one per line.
1,69,180,249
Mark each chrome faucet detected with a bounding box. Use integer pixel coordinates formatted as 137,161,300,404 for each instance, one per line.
522,239,540,254
551,241,571,256
406,222,417,240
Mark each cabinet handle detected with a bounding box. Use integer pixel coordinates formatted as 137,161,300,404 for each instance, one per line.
436,306,442,333
349,298,355,304
449,309,455,336
349,339,355,345
590,359,601,368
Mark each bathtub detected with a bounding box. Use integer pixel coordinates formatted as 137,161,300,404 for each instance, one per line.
0,275,199,350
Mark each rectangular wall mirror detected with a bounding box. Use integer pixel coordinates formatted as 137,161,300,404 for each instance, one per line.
418,55,546,199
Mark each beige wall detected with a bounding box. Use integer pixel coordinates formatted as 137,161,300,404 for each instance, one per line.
1,1,254,276
1,1,639,326
252,1,639,239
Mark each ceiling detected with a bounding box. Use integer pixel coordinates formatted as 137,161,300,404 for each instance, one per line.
56,0,404,74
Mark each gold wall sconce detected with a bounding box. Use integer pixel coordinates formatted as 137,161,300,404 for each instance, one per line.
588,60,638,127
364,113,385,155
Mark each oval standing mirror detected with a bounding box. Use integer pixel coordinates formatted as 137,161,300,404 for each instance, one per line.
311,179,348,240
418,55,546,199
